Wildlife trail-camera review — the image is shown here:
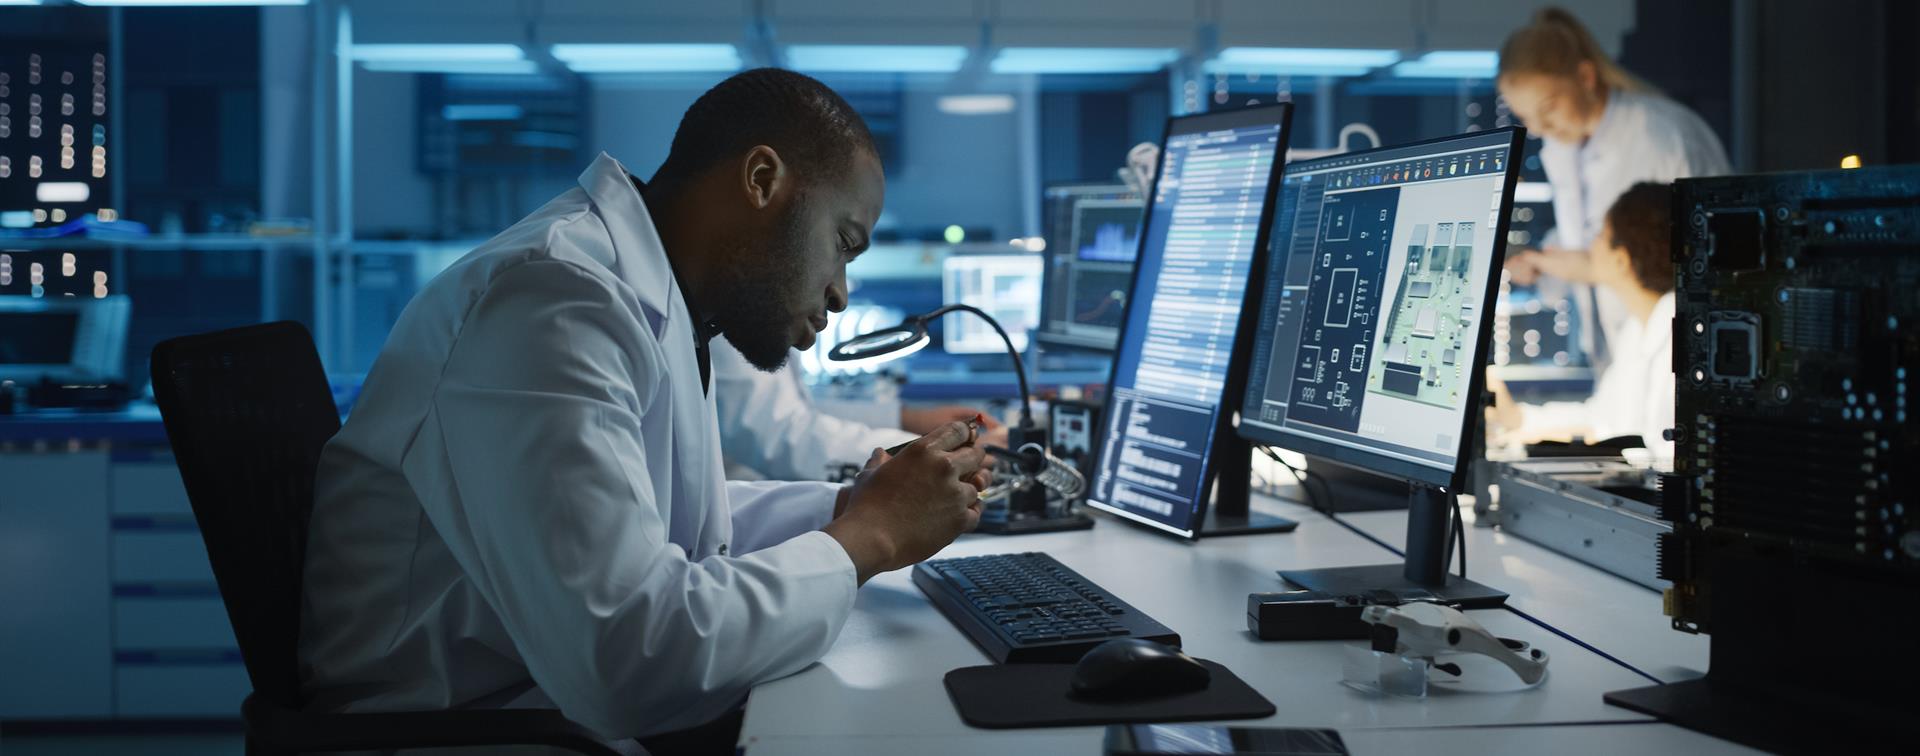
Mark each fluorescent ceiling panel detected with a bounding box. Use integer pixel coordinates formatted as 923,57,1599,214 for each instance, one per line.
551,44,741,73
786,45,969,74
360,60,539,75
75,1,308,6
1204,47,1399,77
441,104,525,121
1393,50,1499,79
990,47,1180,75
351,44,533,75
937,94,1015,115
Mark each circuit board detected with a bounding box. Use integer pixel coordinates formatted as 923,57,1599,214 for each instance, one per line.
1365,221,1477,408
1657,166,1919,634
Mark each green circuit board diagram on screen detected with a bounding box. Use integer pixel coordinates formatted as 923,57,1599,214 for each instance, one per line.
1366,221,1477,408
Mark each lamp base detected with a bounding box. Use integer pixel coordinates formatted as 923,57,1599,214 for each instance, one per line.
975,510,1096,535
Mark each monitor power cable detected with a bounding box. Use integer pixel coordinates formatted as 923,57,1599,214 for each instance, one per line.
1257,445,1467,581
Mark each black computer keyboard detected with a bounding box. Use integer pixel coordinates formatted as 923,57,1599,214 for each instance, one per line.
912,552,1180,664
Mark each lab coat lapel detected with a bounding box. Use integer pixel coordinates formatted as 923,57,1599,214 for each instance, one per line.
574,152,732,556
577,152,676,335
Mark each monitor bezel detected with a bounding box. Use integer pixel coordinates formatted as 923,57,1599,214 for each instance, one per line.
1083,102,1295,539
1233,127,1527,492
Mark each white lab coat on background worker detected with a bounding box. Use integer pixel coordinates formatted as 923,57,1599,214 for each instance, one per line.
1535,89,1727,368
1510,291,1676,458
299,153,858,748
712,340,917,481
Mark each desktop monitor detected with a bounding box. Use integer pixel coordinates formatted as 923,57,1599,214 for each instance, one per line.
1037,185,1141,352
1084,103,1295,539
1238,128,1526,605
0,295,131,383
1072,198,1144,264
940,251,1044,354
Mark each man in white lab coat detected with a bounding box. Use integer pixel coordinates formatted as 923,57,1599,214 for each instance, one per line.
299,69,990,751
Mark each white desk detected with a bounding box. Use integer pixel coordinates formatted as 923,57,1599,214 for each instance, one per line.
739,495,1712,754
1334,507,1710,683
740,722,1760,756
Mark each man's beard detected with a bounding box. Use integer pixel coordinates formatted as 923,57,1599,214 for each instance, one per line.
717,202,812,372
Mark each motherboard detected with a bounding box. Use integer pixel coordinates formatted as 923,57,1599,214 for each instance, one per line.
1368,221,1478,408
1657,166,1919,633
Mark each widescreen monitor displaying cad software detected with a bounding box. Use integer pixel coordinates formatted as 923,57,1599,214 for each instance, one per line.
1239,129,1522,487
1086,105,1290,537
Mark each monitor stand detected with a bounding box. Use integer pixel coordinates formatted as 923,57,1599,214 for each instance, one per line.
1199,434,1297,537
1279,483,1506,608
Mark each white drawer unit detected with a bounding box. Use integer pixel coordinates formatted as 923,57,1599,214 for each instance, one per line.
1,445,249,722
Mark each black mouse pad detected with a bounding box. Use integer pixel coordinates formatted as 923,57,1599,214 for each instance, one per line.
944,659,1275,729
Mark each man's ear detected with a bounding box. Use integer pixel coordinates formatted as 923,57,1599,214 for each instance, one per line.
741,145,787,210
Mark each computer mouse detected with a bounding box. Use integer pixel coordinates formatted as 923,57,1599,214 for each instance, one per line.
1069,638,1211,701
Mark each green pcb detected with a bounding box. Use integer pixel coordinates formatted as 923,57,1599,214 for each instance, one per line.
1366,221,1476,408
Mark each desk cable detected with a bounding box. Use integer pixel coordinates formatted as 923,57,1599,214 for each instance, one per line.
1256,445,1465,580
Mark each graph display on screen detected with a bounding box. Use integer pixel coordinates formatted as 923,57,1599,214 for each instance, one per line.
1073,199,1144,263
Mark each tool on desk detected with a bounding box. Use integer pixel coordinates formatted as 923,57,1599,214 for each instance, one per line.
836,305,1095,534
1354,602,1547,689
975,441,1088,503
880,416,980,457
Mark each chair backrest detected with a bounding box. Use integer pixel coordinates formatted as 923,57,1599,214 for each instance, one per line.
149,321,341,709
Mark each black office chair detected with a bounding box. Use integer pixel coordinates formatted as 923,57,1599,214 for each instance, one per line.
151,321,617,756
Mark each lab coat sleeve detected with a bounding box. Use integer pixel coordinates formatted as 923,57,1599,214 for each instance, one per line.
1516,400,1593,439
726,479,842,555
712,342,918,481
405,259,857,738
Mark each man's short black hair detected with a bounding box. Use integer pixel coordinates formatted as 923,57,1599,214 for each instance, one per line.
651,68,878,188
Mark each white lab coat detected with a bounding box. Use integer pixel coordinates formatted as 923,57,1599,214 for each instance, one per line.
712,340,918,481
1537,88,1728,370
299,153,858,747
1518,291,1676,458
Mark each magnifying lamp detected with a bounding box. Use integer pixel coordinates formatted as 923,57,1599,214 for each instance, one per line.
828,303,1034,432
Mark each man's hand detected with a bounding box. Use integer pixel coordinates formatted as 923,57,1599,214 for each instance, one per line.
900,405,1001,434
824,421,993,585
903,406,1011,449
1504,246,1593,286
